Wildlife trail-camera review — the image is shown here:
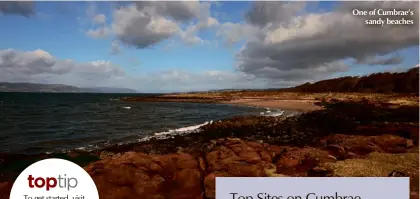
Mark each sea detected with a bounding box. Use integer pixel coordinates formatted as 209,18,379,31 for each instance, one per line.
0,92,299,154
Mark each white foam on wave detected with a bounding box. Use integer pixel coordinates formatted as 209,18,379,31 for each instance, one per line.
286,112,299,117
265,110,284,117
259,108,302,117
260,108,284,117
138,120,213,142
122,106,131,109
47,120,216,154
154,121,213,136
72,141,112,152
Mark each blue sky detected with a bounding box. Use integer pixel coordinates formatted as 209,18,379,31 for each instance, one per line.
0,1,418,92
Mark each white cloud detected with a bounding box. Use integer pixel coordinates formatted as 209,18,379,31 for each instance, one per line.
112,4,181,48
355,55,403,66
105,1,218,48
0,49,277,92
82,2,113,39
85,2,97,18
178,2,219,45
0,49,125,87
245,1,307,28
86,27,113,39
93,14,106,24
0,49,69,75
118,69,273,93
221,1,419,83
110,40,122,55
216,22,260,45
179,24,217,45
133,1,201,22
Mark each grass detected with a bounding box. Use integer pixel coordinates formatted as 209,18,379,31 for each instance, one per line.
319,152,419,177
161,92,418,104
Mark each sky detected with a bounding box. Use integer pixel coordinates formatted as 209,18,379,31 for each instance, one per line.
0,1,419,93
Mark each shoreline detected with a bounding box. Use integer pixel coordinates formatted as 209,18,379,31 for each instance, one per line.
0,99,418,155
0,98,419,199
0,96,418,157
121,92,419,107
0,105,298,156
221,99,322,112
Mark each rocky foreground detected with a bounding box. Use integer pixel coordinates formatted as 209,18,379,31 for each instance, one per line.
0,100,419,199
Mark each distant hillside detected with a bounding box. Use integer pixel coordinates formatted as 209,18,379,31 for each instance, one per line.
0,82,138,93
0,83,80,93
281,67,419,94
83,87,138,93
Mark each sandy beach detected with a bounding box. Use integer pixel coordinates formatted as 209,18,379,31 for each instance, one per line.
222,99,323,112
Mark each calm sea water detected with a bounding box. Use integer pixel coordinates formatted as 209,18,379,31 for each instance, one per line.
0,92,297,154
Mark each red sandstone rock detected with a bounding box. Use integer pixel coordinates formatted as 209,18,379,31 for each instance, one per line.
275,147,336,176
355,125,419,141
410,191,419,199
84,152,203,199
246,141,263,149
203,139,279,198
1,136,418,199
406,139,414,147
266,145,291,158
149,163,163,172
322,134,413,156
204,171,229,198
322,134,381,155
238,151,261,163
373,134,407,153
260,150,272,162
326,144,347,159
0,182,12,199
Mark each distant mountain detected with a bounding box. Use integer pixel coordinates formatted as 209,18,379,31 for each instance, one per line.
0,82,138,93
0,82,80,93
83,87,138,93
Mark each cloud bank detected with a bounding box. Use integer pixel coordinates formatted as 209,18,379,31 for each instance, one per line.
0,2,34,17
232,1,418,82
107,1,418,88
0,49,275,92
0,49,125,87
111,1,218,48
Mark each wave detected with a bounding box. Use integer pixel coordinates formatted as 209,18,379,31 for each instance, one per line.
260,108,284,117
154,121,212,136
64,120,214,153
259,108,302,117
50,109,301,154
266,111,285,117
139,120,213,141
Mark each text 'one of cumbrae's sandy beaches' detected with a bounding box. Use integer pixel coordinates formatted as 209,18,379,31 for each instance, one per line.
352,8,415,26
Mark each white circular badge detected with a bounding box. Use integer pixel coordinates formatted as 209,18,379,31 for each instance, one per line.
9,158,99,199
